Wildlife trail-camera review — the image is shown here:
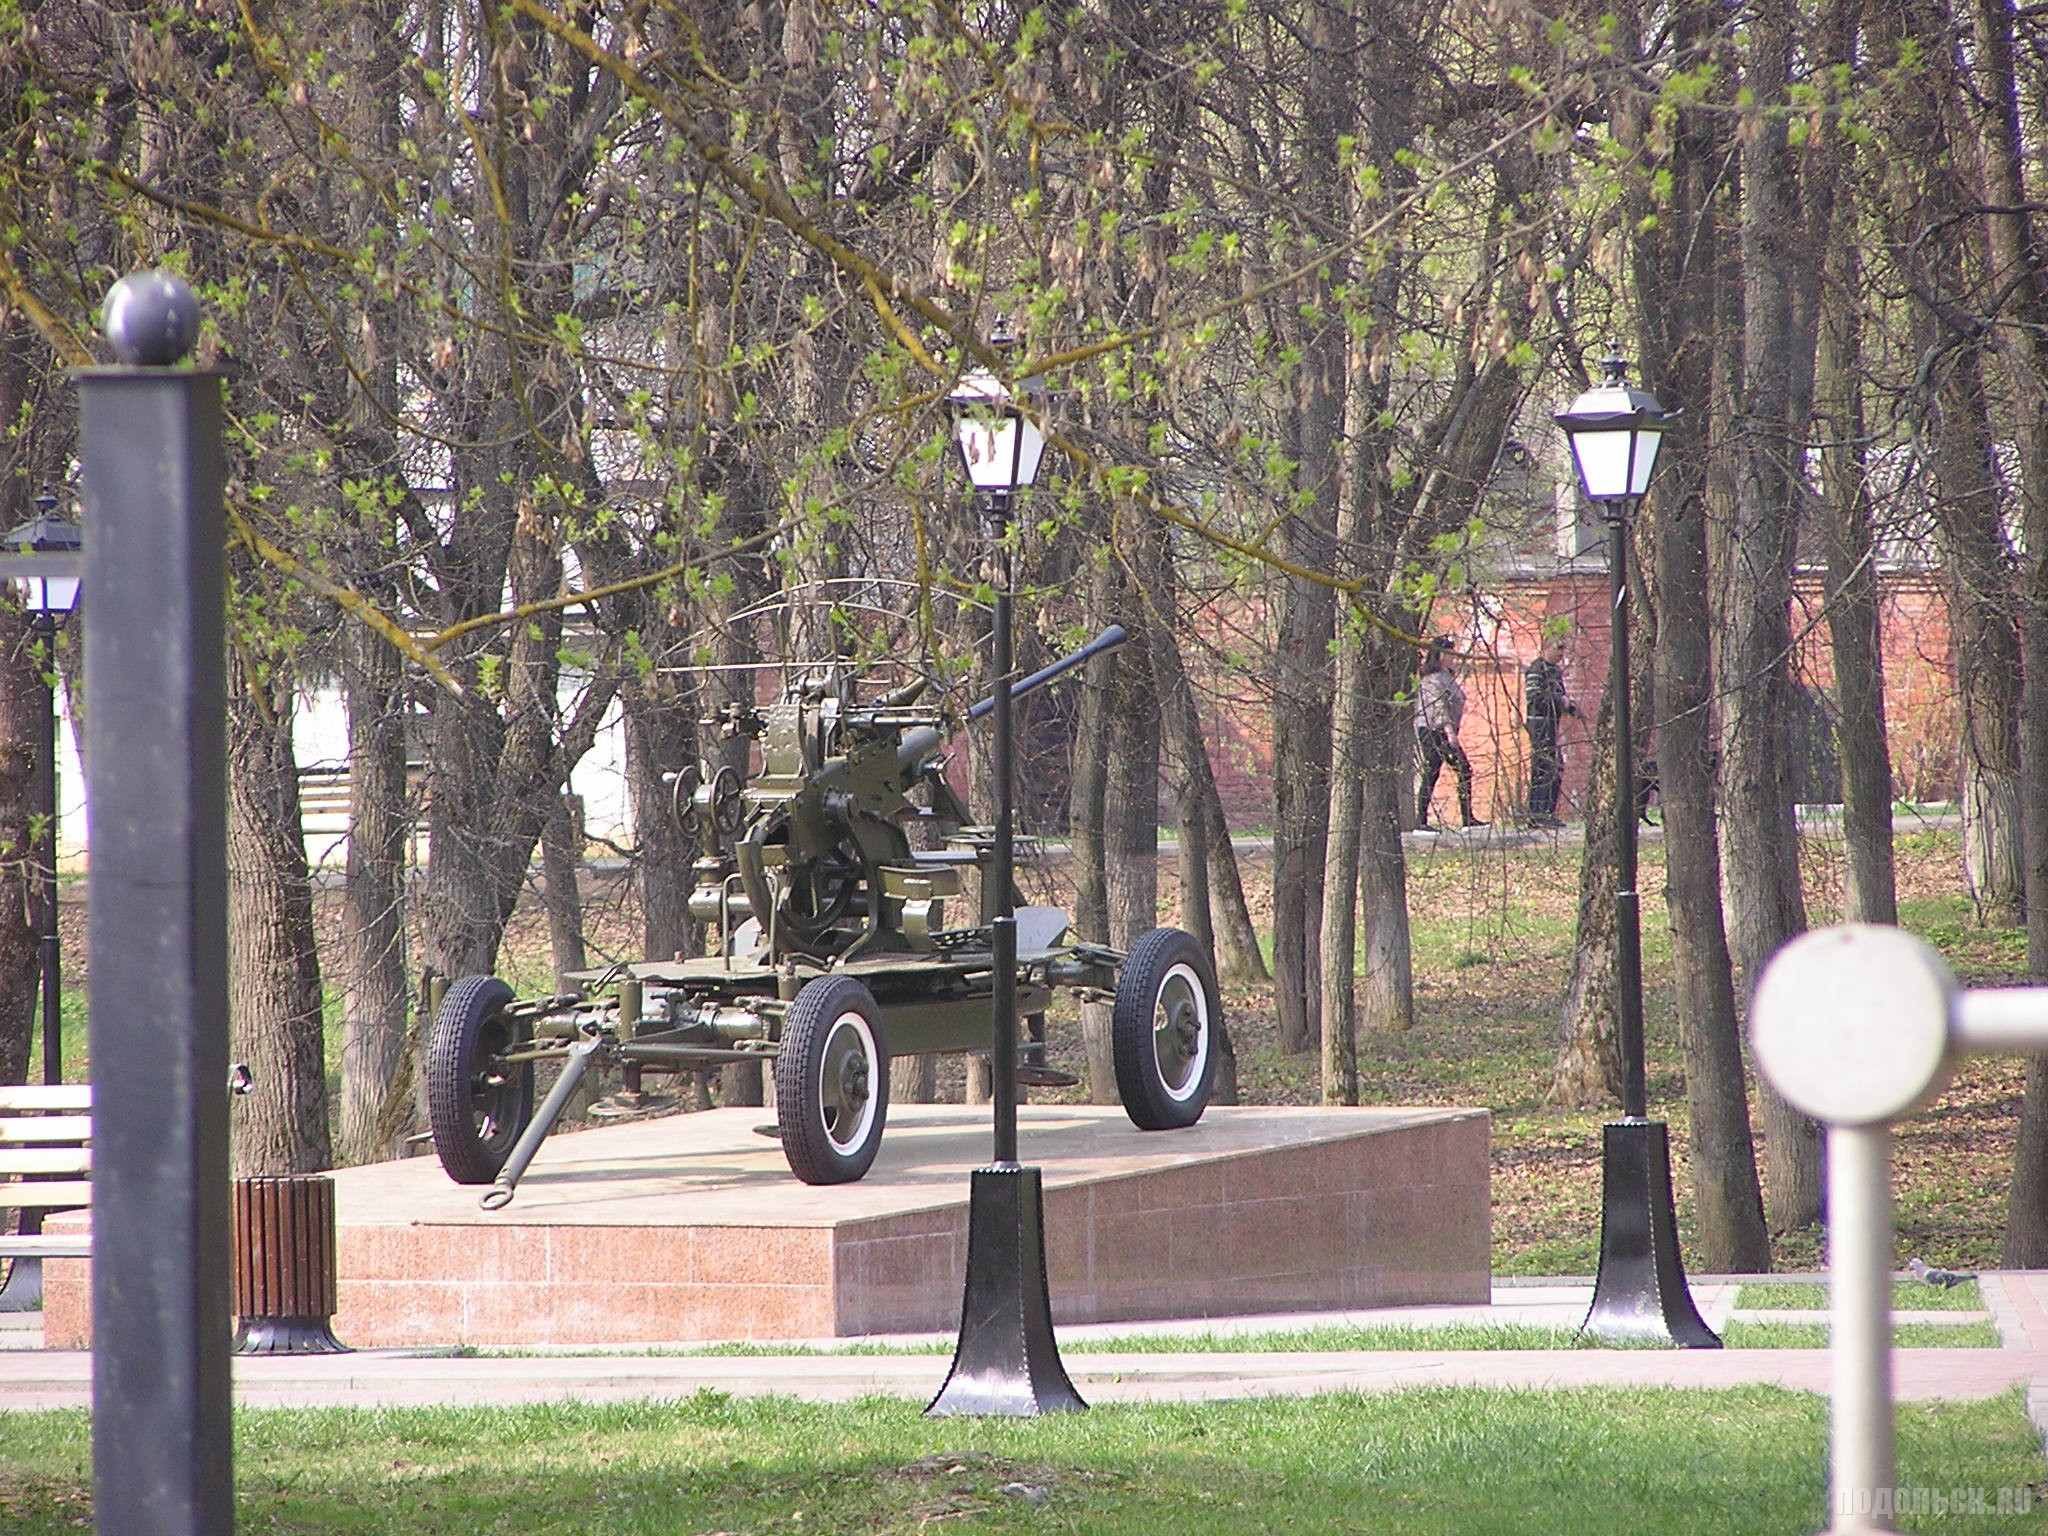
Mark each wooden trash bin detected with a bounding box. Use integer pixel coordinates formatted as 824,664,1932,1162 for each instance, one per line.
231,1174,348,1355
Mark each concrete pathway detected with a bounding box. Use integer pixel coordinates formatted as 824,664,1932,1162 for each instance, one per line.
0,1271,2035,1418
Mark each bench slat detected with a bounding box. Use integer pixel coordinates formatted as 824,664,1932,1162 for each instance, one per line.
0,1085,93,1264
0,1115,92,1144
0,1086,92,1111
0,1180,93,1210
0,1149,91,1176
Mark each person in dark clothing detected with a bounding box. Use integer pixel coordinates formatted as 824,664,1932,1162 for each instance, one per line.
1415,638,1483,828
1523,635,1577,827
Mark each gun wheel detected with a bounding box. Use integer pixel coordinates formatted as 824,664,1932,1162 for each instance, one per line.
426,975,534,1184
708,764,746,837
1112,927,1219,1131
669,762,703,836
775,975,890,1184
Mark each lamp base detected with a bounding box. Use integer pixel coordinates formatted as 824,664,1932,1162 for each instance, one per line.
1580,1119,1721,1348
0,1256,42,1313
926,1165,1086,1416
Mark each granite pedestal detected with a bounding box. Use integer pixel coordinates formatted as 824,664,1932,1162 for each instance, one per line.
43,1104,1489,1348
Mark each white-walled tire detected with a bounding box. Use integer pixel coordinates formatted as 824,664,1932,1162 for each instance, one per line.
1112,927,1219,1130
426,975,533,1184
775,975,890,1184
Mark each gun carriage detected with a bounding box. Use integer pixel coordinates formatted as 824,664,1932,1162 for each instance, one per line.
425,624,1222,1209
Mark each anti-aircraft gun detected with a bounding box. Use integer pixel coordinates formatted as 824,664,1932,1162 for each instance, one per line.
425,625,1222,1208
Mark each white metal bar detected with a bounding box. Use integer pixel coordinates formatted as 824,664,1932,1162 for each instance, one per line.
1953,987,2048,1055
1827,1123,1897,1532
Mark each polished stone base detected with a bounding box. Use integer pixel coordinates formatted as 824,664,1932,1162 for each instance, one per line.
44,1104,1489,1349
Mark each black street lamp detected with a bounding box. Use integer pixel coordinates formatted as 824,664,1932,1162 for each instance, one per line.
0,487,82,1315
928,321,1084,1416
3,488,82,1088
1554,346,1718,1349
944,323,1046,1172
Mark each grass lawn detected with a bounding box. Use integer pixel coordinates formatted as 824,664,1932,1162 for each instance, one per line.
606,1318,1999,1355
3,1389,2046,1535
1737,1281,1987,1312
1717,1320,2001,1348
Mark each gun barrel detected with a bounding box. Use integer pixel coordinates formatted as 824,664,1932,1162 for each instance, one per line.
894,624,1129,781
966,624,1128,723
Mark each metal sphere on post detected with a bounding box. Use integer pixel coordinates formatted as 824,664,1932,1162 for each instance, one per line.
101,270,203,368
1553,344,1715,1348
929,320,1083,1417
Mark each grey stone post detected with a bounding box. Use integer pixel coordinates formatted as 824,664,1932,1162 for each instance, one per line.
77,271,233,1536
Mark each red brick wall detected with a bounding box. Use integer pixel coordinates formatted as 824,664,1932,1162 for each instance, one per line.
1186,571,1961,827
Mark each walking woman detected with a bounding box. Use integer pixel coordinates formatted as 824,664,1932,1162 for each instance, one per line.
1415,637,1484,828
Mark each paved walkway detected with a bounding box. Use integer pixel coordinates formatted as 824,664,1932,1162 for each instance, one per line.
1,1271,2036,1418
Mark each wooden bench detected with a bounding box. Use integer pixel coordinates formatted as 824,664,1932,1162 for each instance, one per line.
0,1084,92,1266
297,760,430,863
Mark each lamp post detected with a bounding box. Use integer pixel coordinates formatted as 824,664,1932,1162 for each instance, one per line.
927,320,1084,1416
1554,345,1718,1348
3,489,82,1087
945,321,1046,1170
0,492,81,1313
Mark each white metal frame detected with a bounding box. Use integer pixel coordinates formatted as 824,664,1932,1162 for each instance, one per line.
1752,924,2037,1535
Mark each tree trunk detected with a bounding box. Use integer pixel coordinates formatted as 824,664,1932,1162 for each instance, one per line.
1872,0,2023,929
541,790,587,990
1651,456,1771,1272
1072,583,1117,1103
1948,0,2048,1264
1624,0,1771,1271
1104,622,1162,942
1816,233,1897,927
625,678,699,967
336,625,413,1164
1356,636,1416,1038
1175,794,1213,963
1146,598,1246,1102
1720,10,1818,1233
1320,612,1370,1104
413,10,618,986
1269,0,1346,1057
226,671,333,1176
1271,577,1336,1058
1936,346,2025,929
1155,616,1267,985
328,0,418,1169
1550,647,1624,1107
889,1053,937,1106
